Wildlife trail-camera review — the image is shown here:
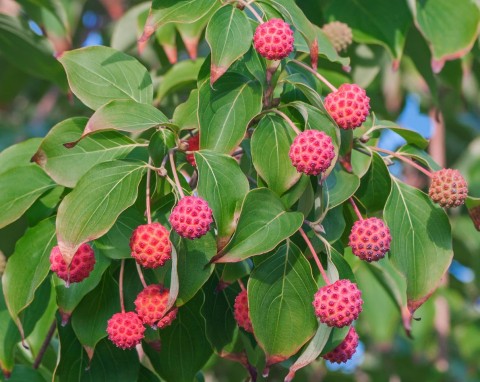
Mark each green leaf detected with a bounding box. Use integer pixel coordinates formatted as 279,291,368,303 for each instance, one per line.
251,115,301,196
146,0,217,28
0,138,42,175
155,232,217,306
0,164,55,229
172,89,199,131
198,73,263,154
5,365,46,382
217,188,304,263
149,129,176,167
144,291,212,382
55,252,111,319
83,100,171,138
384,177,453,316
371,120,429,149
56,160,146,263
355,151,391,212
324,164,360,209
325,0,412,61
248,242,317,366
111,2,150,52
58,46,153,110
206,5,253,84
2,217,56,337
156,59,204,101
414,0,480,70
0,14,67,89
195,150,249,245
71,273,120,352
33,117,140,188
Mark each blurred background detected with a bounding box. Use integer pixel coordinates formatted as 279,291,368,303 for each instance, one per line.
0,0,479,381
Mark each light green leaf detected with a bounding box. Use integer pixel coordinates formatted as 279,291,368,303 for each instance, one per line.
0,138,42,175
0,164,55,229
248,242,318,366
56,160,146,263
58,46,153,110
217,188,304,263
371,120,429,149
172,89,199,131
156,59,204,101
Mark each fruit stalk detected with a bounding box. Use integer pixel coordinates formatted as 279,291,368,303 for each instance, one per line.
291,59,337,92
299,227,330,284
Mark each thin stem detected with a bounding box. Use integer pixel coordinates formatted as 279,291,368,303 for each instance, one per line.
291,59,337,92
119,259,125,313
237,0,264,23
33,320,56,369
349,197,363,221
146,159,152,224
299,228,330,285
271,109,302,135
238,279,246,292
169,150,185,198
370,146,433,178
136,263,148,289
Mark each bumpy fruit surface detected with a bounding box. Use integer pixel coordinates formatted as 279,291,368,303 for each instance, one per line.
313,279,363,328
324,84,370,129
0,251,6,277
429,168,468,208
289,130,335,176
322,21,353,52
253,18,294,60
134,284,178,328
130,223,172,268
234,290,253,333
107,311,145,349
169,196,213,239
49,243,95,284
185,134,199,167
322,326,359,363
349,217,391,262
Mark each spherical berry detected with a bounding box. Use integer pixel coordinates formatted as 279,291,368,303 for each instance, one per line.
324,84,370,129
107,311,145,349
234,290,253,333
134,284,178,328
322,21,353,52
349,217,391,262
185,134,199,167
0,251,6,277
49,243,95,285
313,279,363,328
429,168,468,208
289,130,335,176
130,223,172,268
253,18,294,60
169,196,213,239
322,326,359,364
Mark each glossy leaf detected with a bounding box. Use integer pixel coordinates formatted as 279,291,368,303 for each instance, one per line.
198,73,262,154
0,138,42,175
248,242,318,366
2,217,56,337
196,150,249,245
251,115,300,196
56,160,146,263
149,129,176,167
58,46,153,110
217,188,304,263
206,5,253,84
384,177,453,316
156,59,204,101
172,89,199,131
0,164,55,229
33,117,140,188
324,164,360,209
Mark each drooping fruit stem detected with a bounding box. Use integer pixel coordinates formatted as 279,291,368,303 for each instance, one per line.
271,109,302,135
169,150,186,198
299,227,331,285
146,159,152,225
263,60,281,108
119,259,126,313
136,263,148,289
370,146,433,178
236,0,264,23
33,319,56,369
238,279,246,292
291,59,338,92
349,197,363,221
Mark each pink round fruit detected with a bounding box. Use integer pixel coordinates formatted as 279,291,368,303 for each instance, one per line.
107,311,145,349
324,84,370,129
253,18,294,60
169,196,213,239
429,168,468,208
130,223,172,268
289,130,335,176
134,284,178,328
322,326,359,363
234,290,253,333
349,217,391,262
313,279,363,328
49,243,95,284
185,134,199,167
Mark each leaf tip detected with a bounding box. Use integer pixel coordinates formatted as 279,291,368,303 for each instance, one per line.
31,149,47,166
138,20,156,54
310,39,319,71
63,140,79,149
162,44,178,64
210,64,228,86
183,37,199,60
